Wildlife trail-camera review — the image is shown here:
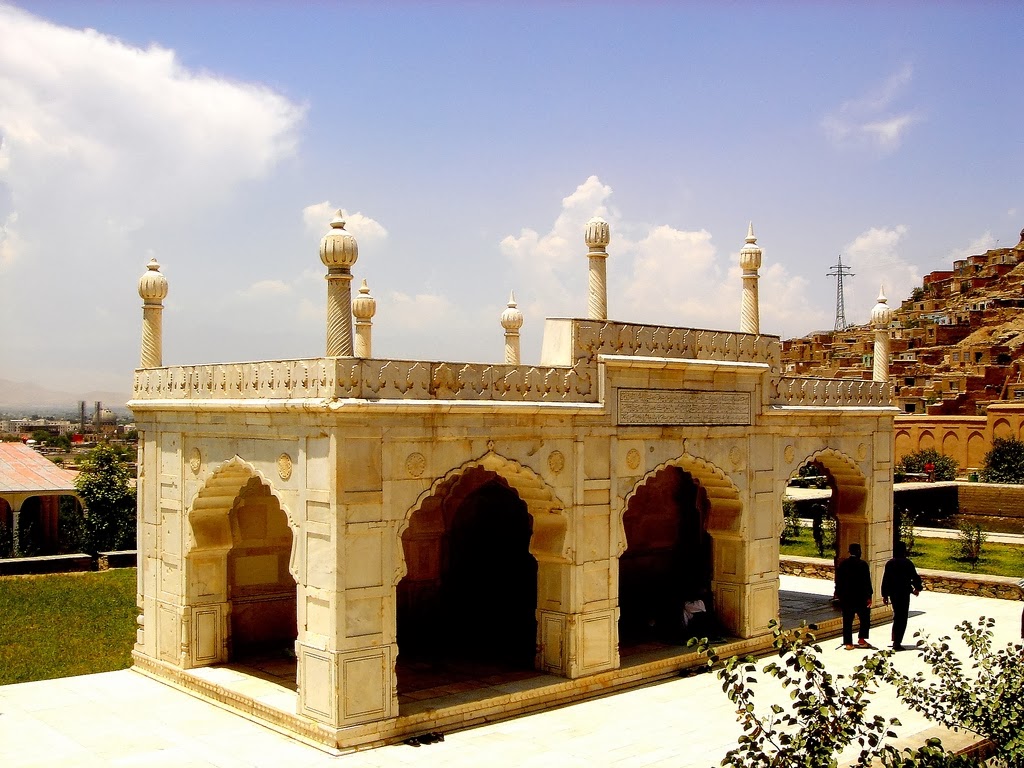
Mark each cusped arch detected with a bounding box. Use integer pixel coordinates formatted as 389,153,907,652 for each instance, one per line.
396,451,570,586
801,448,867,493
187,455,300,580
620,454,742,554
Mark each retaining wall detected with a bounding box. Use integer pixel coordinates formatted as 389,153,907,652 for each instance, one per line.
781,555,1024,601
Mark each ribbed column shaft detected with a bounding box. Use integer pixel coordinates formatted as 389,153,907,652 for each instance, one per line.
326,271,353,357
588,255,607,320
504,330,521,365
355,319,372,358
873,329,890,383
140,305,163,368
740,274,759,335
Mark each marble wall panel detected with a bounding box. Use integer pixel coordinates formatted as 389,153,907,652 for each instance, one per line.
306,436,331,491
299,646,336,721
344,527,384,589
341,646,394,723
580,610,616,672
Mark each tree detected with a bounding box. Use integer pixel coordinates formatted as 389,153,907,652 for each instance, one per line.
74,443,137,552
897,449,958,482
979,437,1024,484
881,617,1024,767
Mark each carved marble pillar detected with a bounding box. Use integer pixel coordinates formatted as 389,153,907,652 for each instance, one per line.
871,287,893,383
501,291,523,365
352,279,376,358
138,258,168,368
585,217,610,320
320,211,358,357
739,223,761,335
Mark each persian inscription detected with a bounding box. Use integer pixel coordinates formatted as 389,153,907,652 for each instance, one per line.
617,389,751,426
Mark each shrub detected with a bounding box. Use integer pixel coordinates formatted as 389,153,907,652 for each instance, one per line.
979,437,1024,484
882,616,1024,766
898,508,919,556
896,449,958,482
694,621,904,768
780,500,802,544
954,520,986,568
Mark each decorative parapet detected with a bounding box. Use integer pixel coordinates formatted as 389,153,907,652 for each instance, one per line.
132,358,596,404
567,320,781,374
771,376,892,408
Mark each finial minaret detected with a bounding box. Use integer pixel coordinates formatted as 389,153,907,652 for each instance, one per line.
319,210,359,356
871,285,893,384
739,222,762,334
585,217,610,320
137,258,168,368
352,279,376,358
500,291,524,365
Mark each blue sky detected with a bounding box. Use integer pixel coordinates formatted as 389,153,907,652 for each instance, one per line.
1,1,1022,394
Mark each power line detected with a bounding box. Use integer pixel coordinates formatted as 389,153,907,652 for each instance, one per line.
826,255,855,331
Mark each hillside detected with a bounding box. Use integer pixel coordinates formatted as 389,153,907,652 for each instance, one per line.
781,228,1024,415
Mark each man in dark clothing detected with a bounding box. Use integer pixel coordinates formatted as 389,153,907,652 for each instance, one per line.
835,543,873,650
882,541,923,651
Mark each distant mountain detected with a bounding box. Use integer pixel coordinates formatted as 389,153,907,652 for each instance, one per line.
0,378,132,413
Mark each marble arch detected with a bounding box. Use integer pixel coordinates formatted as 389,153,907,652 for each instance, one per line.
620,454,742,548
795,447,877,577
181,456,298,669
397,450,571,578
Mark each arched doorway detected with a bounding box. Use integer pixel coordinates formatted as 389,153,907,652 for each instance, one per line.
184,459,297,672
783,460,837,562
619,466,711,648
398,467,538,694
226,477,297,660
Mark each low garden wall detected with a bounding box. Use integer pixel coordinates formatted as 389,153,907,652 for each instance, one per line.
781,555,1024,601
0,550,137,576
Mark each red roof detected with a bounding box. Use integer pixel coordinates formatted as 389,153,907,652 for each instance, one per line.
0,443,78,495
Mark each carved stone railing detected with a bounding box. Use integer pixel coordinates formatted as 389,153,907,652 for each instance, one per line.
770,376,892,408
132,358,596,404
569,320,781,374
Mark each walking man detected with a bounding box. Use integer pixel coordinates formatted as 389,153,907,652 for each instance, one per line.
882,541,922,651
835,542,873,650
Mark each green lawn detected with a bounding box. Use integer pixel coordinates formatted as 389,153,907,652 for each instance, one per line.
781,536,1024,578
0,569,137,686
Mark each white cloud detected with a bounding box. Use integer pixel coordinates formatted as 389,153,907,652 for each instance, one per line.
0,5,304,222
238,279,293,299
501,177,824,340
0,212,19,269
841,225,920,321
302,201,388,242
501,175,615,318
821,64,919,151
947,233,997,262
0,5,306,389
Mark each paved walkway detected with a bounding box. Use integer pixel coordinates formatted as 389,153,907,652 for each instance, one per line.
2,575,1022,768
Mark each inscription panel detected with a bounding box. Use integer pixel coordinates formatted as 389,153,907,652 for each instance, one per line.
618,388,751,426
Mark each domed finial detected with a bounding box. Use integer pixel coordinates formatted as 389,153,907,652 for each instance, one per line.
871,285,892,327
352,278,376,358
352,278,377,320
585,217,610,251
500,290,524,331
138,258,168,303
320,209,358,269
739,222,762,271
501,290,524,364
